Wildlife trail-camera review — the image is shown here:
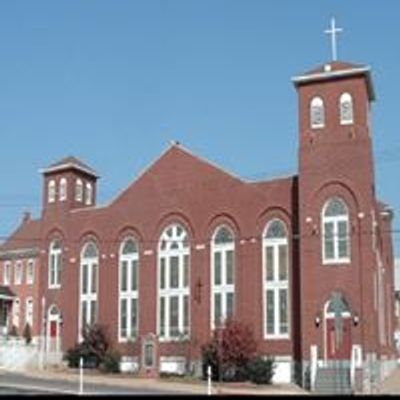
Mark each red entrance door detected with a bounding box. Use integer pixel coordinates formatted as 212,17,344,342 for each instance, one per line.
326,317,351,360
50,320,57,338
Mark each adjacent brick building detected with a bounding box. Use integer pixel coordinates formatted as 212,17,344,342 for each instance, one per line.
0,59,397,385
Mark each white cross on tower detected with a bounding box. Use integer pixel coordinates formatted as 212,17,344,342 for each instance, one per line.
324,17,343,61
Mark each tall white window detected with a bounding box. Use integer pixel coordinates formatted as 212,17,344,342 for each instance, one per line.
49,240,62,288
119,238,139,342
75,179,83,202
340,92,354,125
85,183,93,206
59,177,67,201
211,226,235,329
15,261,23,285
25,297,33,327
322,198,350,263
26,260,34,285
310,96,325,129
80,241,99,335
158,224,190,341
3,262,11,285
263,219,289,338
13,298,20,328
48,180,56,203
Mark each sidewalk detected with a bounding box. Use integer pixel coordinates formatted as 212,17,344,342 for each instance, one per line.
11,366,309,395
379,365,400,395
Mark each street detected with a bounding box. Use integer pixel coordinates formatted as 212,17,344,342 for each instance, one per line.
0,371,189,395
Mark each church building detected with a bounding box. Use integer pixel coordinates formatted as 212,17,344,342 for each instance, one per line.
0,56,397,388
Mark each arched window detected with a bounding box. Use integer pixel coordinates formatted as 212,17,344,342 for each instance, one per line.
158,224,190,340
25,297,33,327
26,260,34,285
211,225,235,329
80,241,99,335
75,179,83,202
263,219,289,338
340,92,354,125
85,182,93,206
49,240,62,288
48,180,56,203
119,238,139,341
59,178,67,201
310,96,325,129
322,198,350,263
15,261,23,285
13,298,20,328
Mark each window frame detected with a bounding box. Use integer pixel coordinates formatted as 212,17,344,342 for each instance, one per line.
59,177,67,201
26,259,34,285
322,198,351,265
48,240,62,289
48,180,56,203
75,179,83,202
262,219,290,340
310,96,325,129
210,225,235,330
339,92,354,125
25,297,33,327
15,261,23,285
157,224,190,342
3,262,11,285
118,237,139,343
79,241,99,340
85,182,93,206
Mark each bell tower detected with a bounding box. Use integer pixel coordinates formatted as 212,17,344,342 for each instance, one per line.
292,56,382,374
40,156,99,218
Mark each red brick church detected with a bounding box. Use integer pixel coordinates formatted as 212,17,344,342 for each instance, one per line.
0,58,397,389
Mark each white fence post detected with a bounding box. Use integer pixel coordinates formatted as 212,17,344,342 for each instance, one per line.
310,345,318,391
207,365,212,395
79,357,84,395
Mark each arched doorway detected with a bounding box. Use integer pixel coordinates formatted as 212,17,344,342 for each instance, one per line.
46,304,62,355
324,293,352,361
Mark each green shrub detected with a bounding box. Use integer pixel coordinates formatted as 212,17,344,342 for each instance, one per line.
99,350,121,374
201,318,257,382
64,324,110,369
22,323,32,345
246,356,275,385
8,324,18,337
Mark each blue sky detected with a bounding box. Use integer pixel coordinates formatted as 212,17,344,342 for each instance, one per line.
0,0,399,256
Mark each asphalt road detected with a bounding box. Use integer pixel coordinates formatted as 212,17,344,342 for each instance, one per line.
0,371,188,395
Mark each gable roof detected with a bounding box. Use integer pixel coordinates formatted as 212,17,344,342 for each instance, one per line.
0,218,41,256
40,156,99,178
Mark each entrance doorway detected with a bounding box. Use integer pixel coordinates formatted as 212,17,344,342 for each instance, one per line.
46,305,62,354
324,293,352,361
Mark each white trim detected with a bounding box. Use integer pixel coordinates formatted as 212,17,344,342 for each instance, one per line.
26,259,34,285
339,92,354,125
48,240,62,289
157,224,190,342
40,162,98,178
25,296,33,327
14,261,23,285
210,225,235,330
118,237,139,343
3,261,11,285
292,66,371,84
321,198,351,264
48,180,56,203
59,177,67,201
262,220,290,340
78,242,99,340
